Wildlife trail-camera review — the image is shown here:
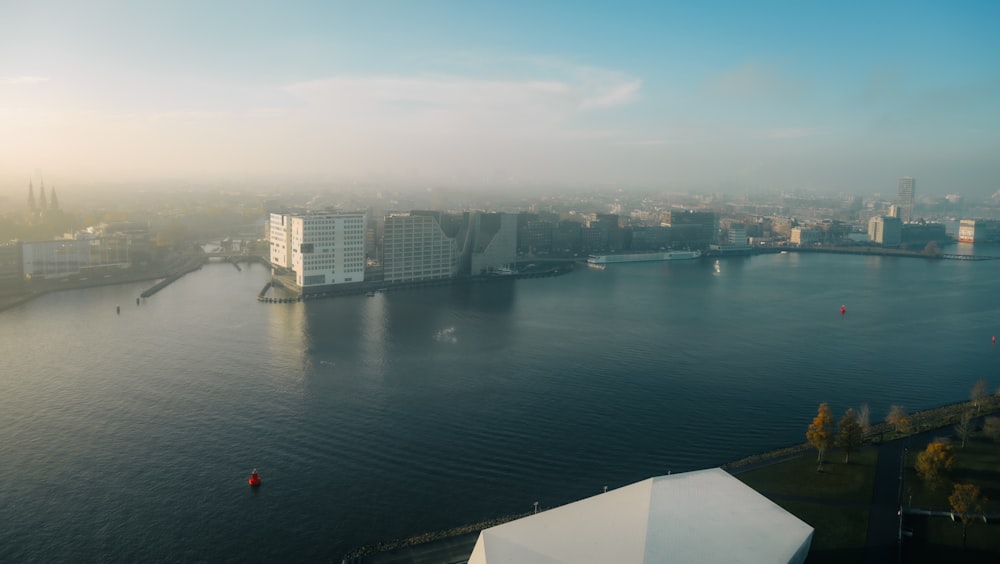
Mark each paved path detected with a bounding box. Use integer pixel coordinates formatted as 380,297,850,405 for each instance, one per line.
864,429,949,564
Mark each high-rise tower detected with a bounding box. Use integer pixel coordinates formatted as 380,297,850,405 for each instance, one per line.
897,177,915,223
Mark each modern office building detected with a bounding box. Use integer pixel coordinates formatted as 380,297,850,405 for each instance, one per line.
897,177,915,223
665,209,718,249
382,211,461,283
268,211,366,290
470,213,517,275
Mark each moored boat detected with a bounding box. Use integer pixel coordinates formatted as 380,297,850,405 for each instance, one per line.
587,250,701,265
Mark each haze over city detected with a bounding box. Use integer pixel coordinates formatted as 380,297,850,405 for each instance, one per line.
2,1,999,198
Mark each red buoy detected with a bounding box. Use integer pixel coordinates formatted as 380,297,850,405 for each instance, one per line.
993,336,996,345
840,305,846,315
248,469,261,487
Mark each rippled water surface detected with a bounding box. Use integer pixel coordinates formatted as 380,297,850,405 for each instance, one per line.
2,248,999,561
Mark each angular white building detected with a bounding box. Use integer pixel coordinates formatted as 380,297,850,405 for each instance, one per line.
268,211,366,290
468,468,813,564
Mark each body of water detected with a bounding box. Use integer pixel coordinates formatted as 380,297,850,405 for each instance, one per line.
2,248,999,561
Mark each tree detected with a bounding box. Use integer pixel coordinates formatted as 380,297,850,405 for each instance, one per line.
970,378,990,415
915,440,955,488
984,416,1000,443
806,402,835,470
954,410,973,448
886,405,910,435
948,483,985,550
837,408,863,463
857,403,871,436
922,241,942,257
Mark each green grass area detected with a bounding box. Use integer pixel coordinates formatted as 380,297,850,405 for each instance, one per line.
904,435,1000,513
739,446,878,504
736,446,878,559
903,515,1000,563
770,500,868,564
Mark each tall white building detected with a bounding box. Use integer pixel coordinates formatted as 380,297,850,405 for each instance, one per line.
897,177,915,223
382,211,460,283
268,211,366,289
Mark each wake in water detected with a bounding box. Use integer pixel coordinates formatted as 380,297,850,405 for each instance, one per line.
433,326,458,344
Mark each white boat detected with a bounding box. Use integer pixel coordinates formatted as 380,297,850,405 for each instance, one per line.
586,250,701,265
587,262,607,270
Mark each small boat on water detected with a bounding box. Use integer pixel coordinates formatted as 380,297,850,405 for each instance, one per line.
248,469,261,487
587,262,606,270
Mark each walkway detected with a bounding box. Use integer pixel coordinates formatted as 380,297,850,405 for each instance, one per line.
864,428,951,564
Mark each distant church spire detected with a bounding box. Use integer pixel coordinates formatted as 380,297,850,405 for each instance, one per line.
39,177,48,211
50,186,59,211
28,180,36,213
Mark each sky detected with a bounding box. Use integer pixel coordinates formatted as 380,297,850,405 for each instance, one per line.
1,1,999,197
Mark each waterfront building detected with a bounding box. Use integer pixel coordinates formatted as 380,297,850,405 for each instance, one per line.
470,213,517,275
897,177,915,223
468,468,812,564
665,209,718,249
900,222,948,249
629,226,670,251
382,211,461,283
21,238,131,280
790,227,822,246
516,212,558,255
0,243,24,289
268,211,366,290
867,216,902,247
958,219,1000,243
552,220,582,255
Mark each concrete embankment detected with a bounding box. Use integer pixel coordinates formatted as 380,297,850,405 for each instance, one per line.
259,265,574,303
140,255,208,298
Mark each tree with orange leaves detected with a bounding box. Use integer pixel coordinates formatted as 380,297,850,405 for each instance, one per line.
915,440,955,488
806,402,834,471
949,483,985,549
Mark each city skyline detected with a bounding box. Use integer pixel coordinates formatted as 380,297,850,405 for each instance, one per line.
2,1,999,197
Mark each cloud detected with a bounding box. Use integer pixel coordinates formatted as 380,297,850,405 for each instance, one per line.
705,62,806,101
2,75,50,85
579,80,642,110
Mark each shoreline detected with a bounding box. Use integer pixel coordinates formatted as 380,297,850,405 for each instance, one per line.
341,394,1000,562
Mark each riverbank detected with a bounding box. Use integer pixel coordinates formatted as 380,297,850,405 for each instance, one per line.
0,251,209,313
341,394,1000,563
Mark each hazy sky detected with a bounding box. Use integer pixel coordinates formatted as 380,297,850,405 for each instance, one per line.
2,1,998,196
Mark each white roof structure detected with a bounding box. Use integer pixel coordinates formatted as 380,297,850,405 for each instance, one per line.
468,468,813,564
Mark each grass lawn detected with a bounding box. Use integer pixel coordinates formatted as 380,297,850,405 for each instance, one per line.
904,436,1000,514
736,446,878,560
738,446,878,504
769,500,868,564
902,514,1000,563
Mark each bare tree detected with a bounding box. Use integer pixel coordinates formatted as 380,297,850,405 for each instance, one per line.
954,410,973,448
887,405,910,435
857,403,871,436
971,378,990,414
